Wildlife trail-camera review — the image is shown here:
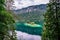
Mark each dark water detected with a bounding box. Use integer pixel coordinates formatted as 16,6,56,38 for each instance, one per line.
15,22,43,36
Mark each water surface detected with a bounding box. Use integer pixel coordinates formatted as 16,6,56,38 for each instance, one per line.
16,31,41,40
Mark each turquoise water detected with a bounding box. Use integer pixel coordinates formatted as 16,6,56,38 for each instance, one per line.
15,22,43,36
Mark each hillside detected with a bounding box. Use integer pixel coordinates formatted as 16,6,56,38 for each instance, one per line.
13,4,47,25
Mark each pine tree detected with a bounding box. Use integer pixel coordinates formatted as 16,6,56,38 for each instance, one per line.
42,0,60,40
0,0,16,40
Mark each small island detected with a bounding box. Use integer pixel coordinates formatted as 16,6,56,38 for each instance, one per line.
24,22,42,27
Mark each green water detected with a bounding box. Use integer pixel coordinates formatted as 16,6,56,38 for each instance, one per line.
15,22,43,36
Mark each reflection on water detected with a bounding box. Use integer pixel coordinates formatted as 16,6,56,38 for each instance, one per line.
16,31,41,40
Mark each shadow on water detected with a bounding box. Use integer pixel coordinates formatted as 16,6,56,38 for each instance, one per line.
15,22,43,36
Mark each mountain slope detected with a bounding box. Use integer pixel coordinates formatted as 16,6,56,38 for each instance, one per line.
13,4,47,25
13,4,47,14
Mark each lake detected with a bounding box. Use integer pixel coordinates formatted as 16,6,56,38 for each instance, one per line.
15,22,42,40
15,22,43,35
16,31,41,40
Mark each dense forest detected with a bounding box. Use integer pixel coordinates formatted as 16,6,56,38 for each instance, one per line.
42,0,60,40
0,0,16,40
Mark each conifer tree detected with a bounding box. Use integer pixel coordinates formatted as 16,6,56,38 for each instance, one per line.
0,0,16,40
42,0,60,40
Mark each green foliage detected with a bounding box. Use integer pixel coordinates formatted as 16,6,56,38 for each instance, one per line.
42,1,60,40
17,10,45,26
0,0,16,40
0,0,5,4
